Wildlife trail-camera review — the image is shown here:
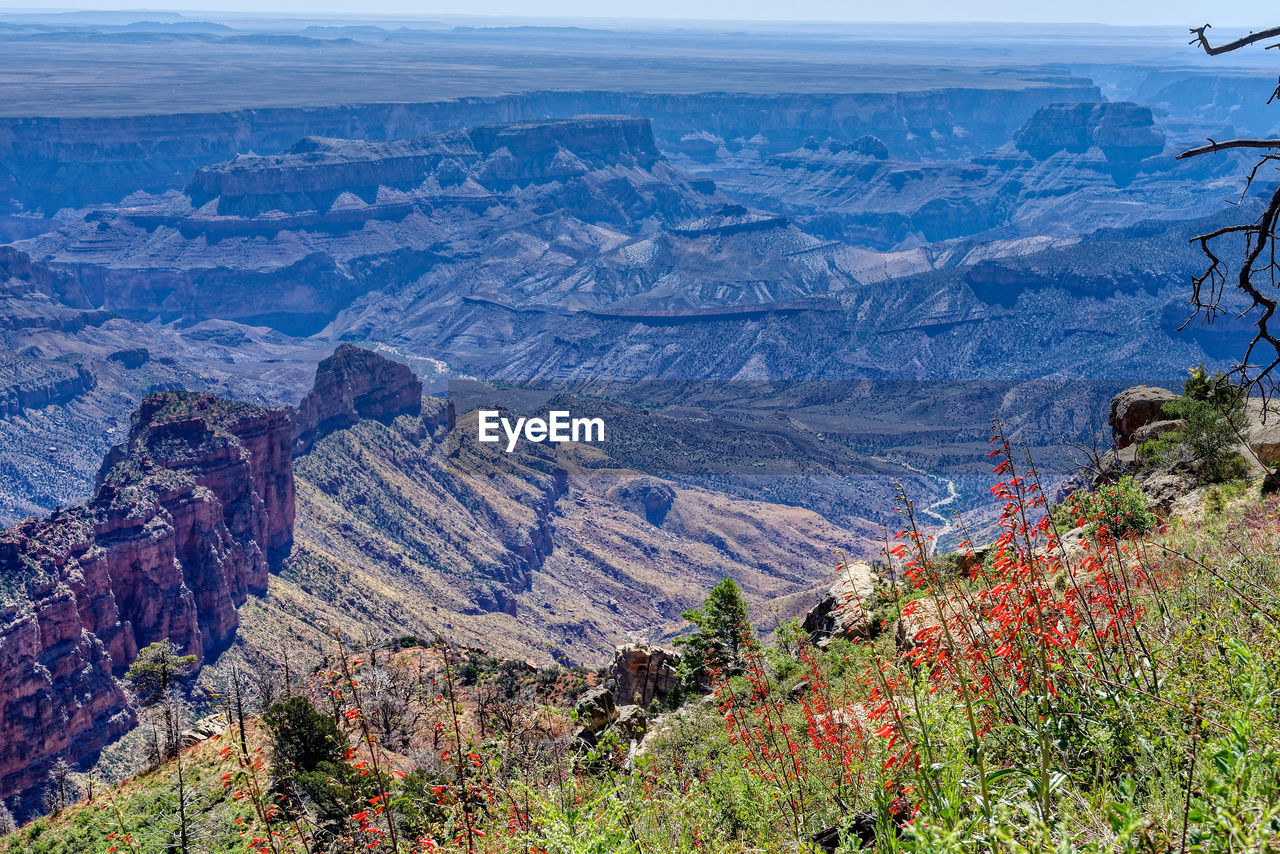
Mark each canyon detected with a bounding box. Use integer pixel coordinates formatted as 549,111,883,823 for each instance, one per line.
0,343,426,815
2,15,1279,827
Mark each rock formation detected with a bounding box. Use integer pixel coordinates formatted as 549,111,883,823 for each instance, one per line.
0,85,1100,216
1013,102,1165,174
801,562,878,647
604,479,676,527
0,356,96,417
1110,386,1178,450
610,644,680,708
0,390,293,814
1098,384,1280,511
573,686,619,741
0,343,415,816
292,344,423,454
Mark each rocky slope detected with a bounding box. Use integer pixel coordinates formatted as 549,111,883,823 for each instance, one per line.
197,397,882,692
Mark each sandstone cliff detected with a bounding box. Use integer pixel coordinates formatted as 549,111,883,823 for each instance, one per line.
292,344,423,454
0,344,422,812
0,391,294,810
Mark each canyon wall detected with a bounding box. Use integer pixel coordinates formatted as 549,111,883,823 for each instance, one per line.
0,85,1100,214
0,391,293,812
0,345,420,816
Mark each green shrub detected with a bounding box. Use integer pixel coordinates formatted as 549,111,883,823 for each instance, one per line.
263,696,357,834
1064,476,1155,539
1139,365,1249,485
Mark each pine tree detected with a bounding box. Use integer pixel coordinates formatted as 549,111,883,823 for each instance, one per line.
125,640,197,759
674,577,752,694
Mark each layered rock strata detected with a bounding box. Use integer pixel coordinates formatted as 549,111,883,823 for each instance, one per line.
0,344,419,814
0,391,294,811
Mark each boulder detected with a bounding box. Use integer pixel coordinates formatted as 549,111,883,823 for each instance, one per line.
1245,399,1280,469
811,800,912,853
180,713,228,747
1130,418,1183,445
574,686,619,733
610,644,680,708
1142,471,1199,513
1109,386,1177,449
614,705,648,742
801,562,877,647
895,598,940,657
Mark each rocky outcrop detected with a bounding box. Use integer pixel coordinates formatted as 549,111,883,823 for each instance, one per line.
187,116,661,214
1014,102,1165,174
610,644,680,708
0,246,88,307
605,479,676,527
574,686,619,740
0,389,294,813
1095,385,1280,512
1109,386,1178,450
1246,400,1280,469
801,562,878,647
292,344,422,454
0,356,96,416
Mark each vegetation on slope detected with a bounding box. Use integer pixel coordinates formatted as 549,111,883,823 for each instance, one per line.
5,420,1280,853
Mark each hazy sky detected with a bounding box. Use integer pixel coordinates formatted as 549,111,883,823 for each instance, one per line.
3,0,1275,26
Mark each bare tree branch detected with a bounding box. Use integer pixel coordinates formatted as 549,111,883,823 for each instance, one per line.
1183,22,1280,394
1179,139,1280,159
1189,24,1280,55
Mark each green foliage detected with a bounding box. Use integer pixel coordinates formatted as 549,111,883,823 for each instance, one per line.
1064,476,1155,540
263,696,343,774
264,696,359,835
1139,365,1249,485
123,640,196,707
673,578,751,696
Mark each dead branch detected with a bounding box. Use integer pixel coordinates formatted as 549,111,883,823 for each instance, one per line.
1189,24,1280,55
1183,23,1280,393
1179,139,1280,159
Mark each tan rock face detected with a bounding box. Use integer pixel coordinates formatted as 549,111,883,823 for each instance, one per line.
801,562,878,647
610,644,680,708
1244,399,1280,469
1109,386,1177,449
0,390,294,814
